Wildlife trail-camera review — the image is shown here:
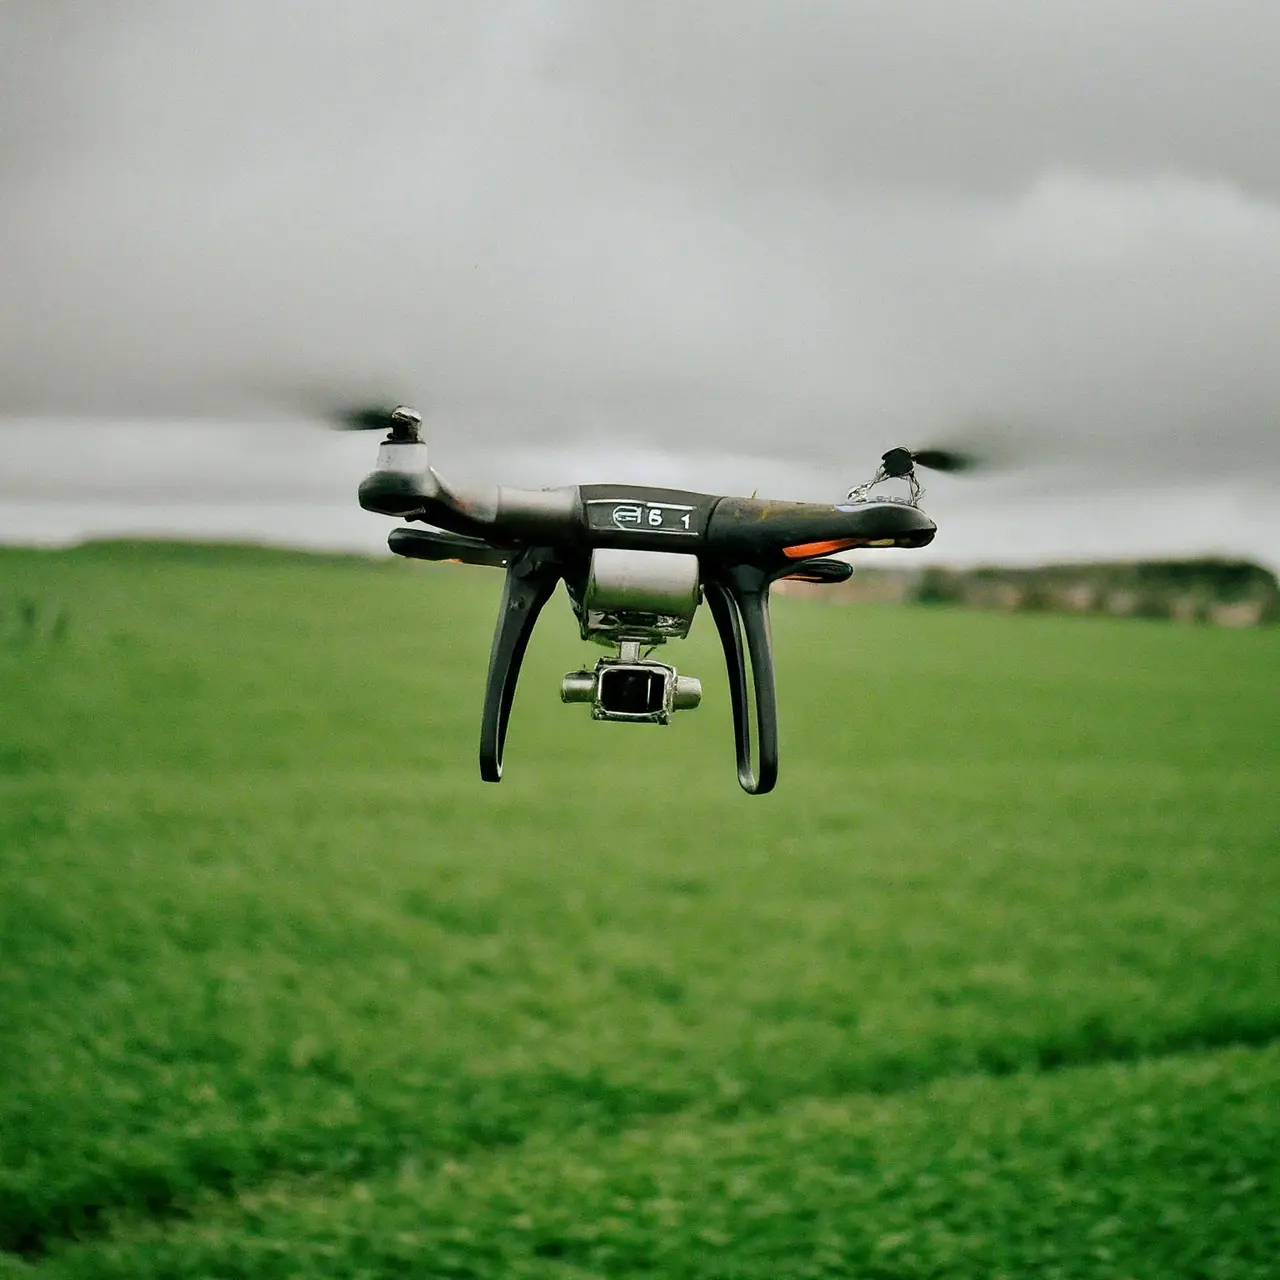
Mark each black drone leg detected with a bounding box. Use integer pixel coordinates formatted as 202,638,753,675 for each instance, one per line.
705,566,779,795
705,580,751,784
479,548,562,782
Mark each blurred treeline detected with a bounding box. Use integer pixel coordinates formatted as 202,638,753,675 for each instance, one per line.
780,558,1279,626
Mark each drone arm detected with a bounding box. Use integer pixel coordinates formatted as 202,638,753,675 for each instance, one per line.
705,565,779,796
479,547,562,782
360,440,584,545
782,557,854,585
706,497,935,563
387,526,510,567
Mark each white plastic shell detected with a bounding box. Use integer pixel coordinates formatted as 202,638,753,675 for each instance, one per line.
584,548,700,620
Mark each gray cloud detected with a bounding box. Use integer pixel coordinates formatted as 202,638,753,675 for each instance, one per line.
1,0,1277,544
569,2,1280,198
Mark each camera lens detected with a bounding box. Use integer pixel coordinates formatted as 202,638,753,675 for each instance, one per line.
598,666,667,715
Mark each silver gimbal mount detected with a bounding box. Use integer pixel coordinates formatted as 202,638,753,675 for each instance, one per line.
559,547,704,724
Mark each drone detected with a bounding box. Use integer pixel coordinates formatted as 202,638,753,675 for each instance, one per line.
353,405,971,795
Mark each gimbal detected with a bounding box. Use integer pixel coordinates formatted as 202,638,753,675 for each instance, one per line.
358,407,936,794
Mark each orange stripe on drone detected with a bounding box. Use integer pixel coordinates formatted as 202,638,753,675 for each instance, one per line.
783,536,904,558
782,538,859,559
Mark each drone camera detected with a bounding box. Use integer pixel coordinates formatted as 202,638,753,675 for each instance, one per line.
561,658,702,724
600,664,666,717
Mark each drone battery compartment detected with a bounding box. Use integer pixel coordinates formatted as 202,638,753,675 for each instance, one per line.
580,547,700,643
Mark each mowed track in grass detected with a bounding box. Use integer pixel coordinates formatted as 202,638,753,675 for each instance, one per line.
1,541,1277,1277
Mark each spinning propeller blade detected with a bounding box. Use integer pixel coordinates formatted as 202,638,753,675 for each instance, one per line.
879,445,985,478
907,447,980,474
333,406,408,431
331,404,422,439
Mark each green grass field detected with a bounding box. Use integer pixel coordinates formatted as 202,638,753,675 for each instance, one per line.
2,541,1277,1278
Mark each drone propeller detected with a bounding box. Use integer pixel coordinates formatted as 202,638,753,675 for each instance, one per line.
332,404,423,440
333,406,407,431
905,447,980,474
880,445,981,477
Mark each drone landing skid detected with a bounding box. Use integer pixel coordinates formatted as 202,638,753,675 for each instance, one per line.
388,529,784,794
387,529,563,783
705,568,779,796
478,548,562,783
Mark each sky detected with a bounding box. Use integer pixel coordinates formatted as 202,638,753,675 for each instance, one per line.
1,1,1277,564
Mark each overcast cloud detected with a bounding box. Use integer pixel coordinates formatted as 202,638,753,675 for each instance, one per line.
1,1,1277,562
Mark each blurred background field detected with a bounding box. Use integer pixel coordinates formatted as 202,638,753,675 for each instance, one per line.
1,541,1277,1277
